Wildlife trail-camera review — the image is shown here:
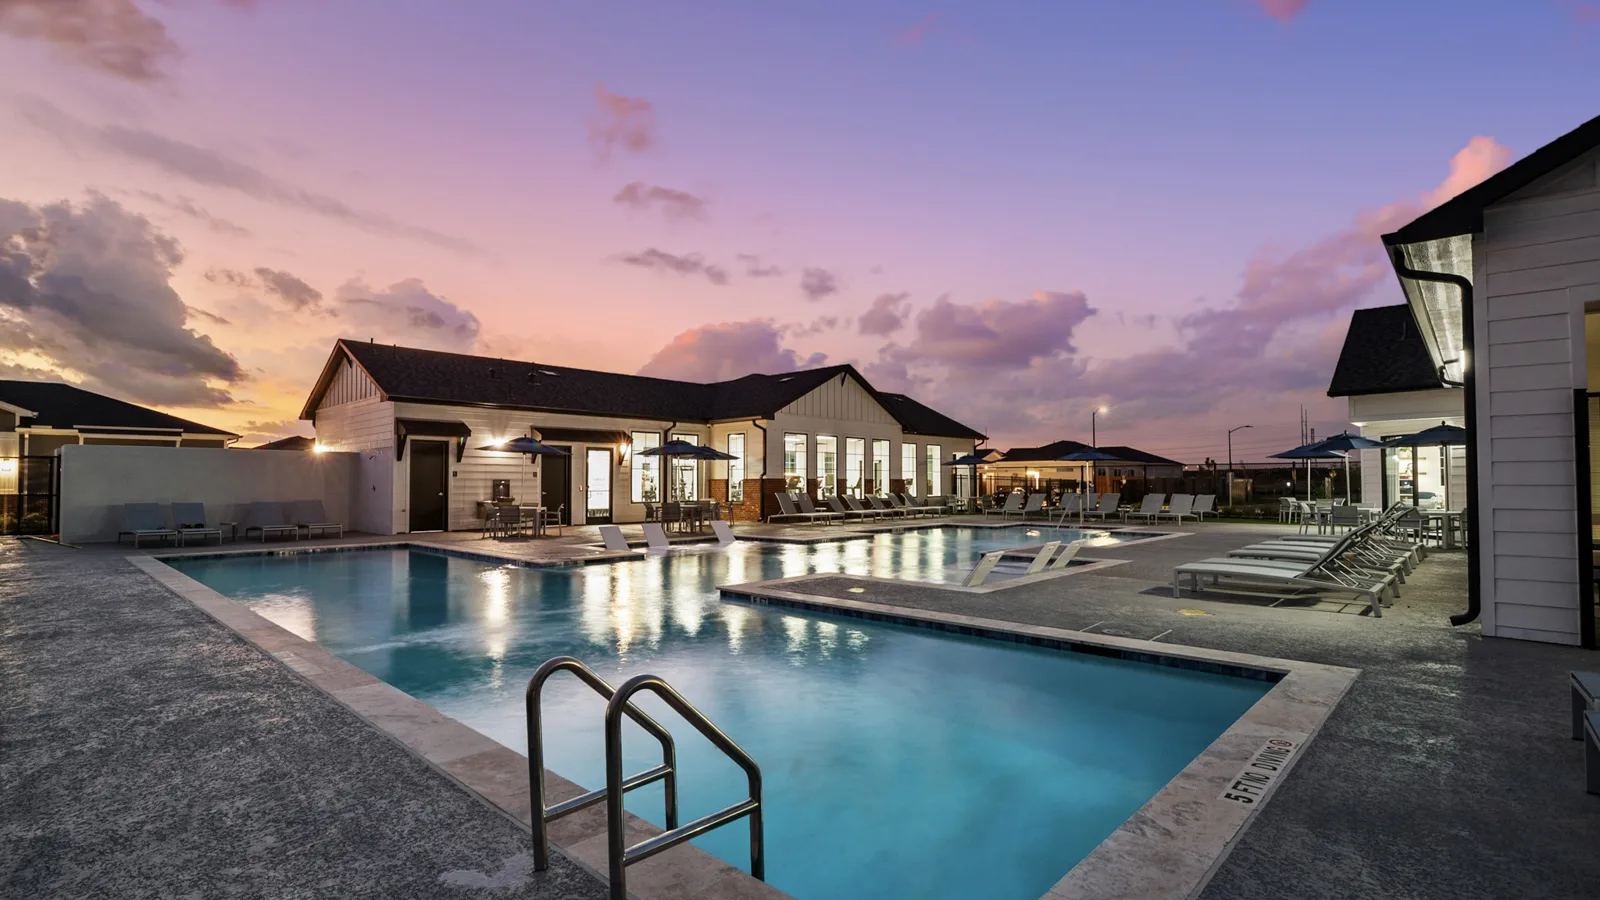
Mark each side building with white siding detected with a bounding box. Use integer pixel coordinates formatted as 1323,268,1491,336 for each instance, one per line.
300,340,983,534
1371,111,1600,648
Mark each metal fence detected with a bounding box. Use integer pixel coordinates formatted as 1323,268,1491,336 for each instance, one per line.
0,456,59,536
980,460,1361,516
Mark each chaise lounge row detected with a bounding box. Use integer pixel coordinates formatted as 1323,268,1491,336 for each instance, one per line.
770,492,950,525
118,500,344,547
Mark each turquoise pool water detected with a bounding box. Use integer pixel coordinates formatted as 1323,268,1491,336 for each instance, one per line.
170,531,1269,900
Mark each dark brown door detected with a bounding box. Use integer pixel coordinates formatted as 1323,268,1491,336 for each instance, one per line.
541,450,571,524
408,441,448,532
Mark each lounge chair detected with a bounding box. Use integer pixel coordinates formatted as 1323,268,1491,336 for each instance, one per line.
867,496,910,518
1052,493,1083,525
1083,493,1121,522
711,520,736,544
1192,494,1217,521
964,551,1005,587
1159,494,1195,525
796,493,844,524
641,522,671,549
1025,541,1061,575
1125,494,1165,524
984,494,1024,518
1227,524,1410,587
899,493,942,515
843,496,884,520
170,502,222,547
242,502,299,542
118,503,178,548
1173,531,1397,617
1049,539,1087,570
772,494,835,525
598,525,629,551
291,499,344,539
828,496,877,521
1017,493,1046,519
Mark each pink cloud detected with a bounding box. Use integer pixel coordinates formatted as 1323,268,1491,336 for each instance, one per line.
637,319,826,382
590,84,657,161
1255,0,1312,22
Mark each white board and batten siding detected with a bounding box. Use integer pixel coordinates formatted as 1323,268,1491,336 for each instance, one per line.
314,360,394,452
1474,146,1600,645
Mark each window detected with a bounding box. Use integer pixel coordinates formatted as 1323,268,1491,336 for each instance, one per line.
783,433,807,493
925,445,940,496
871,439,889,496
846,438,866,497
816,435,838,498
901,443,917,497
631,431,660,502
727,433,745,502
671,433,699,500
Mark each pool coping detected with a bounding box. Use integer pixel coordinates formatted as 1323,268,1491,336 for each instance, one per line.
127,554,793,900
715,577,1360,900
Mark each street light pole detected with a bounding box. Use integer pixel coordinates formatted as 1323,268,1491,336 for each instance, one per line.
1227,424,1252,502
1091,406,1107,447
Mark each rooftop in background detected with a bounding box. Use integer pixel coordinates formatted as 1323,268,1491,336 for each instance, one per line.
0,380,237,438
253,435,315,451
304,339,985,440
987,439,1184,467
1326,305,1447,398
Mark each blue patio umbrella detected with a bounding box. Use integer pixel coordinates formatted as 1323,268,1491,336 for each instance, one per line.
1303,431,1384,503
1379,422,1468,508
1057,448,1123,525
478,436,570,503
1269,442,1346,502
637,439,734,500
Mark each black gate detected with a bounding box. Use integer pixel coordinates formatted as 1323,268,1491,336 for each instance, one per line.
0,456,59,536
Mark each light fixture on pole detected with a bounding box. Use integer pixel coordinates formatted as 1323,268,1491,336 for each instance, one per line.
1226,425,1252,476
1091,406,1107,448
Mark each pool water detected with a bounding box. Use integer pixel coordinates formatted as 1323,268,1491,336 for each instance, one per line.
170,534,1268,900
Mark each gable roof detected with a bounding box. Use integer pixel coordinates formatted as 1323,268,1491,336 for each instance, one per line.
0,381,236,436
1327,304,1447,397
305,340,984,438
1383,112,1600,246
254,435,314,451
877,393,986,440
989,439,1182,466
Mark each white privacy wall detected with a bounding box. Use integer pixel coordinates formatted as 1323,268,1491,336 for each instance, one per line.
58,445,358,543
1474,145,1600,645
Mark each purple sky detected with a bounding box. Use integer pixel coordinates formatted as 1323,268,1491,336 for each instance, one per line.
1,0,1597,458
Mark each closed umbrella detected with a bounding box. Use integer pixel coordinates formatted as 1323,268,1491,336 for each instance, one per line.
1379,423,1467,509
478,437,570,508
1057,448,1122,526
1302,431,1384,503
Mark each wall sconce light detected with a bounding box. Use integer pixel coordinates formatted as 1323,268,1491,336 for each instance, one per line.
619,441,631,463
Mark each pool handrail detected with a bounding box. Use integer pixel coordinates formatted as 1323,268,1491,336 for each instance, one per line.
525,656,679,873
605,673,764,899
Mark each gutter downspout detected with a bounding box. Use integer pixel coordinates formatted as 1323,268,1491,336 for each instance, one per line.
752,418,769,523
1390,247,1480,627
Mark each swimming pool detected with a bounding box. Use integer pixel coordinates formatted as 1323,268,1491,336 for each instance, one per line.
170,535,1269,900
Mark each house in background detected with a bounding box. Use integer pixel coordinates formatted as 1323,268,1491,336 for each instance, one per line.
1351,110,1599,647
978,440,1184,496
0,380,238,459
253,435,315,451
301,340,984,533
1328,304,1464,510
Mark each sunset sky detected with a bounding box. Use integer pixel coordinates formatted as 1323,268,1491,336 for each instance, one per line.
2,0,1598,460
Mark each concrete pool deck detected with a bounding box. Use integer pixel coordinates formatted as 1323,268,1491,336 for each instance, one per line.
6,520,1600,899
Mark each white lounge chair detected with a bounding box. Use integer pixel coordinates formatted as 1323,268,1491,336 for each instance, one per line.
598,524,629,551
1159,494,1195,525
171,502,222,547
899,493,942,515
1174,531,1397,617
844,496,884,520
711,520,736,544
641,522,671,549
1052,493,1083,525
1017,493,1046,519
1125,494,1165,524
242,502,299,542
984,494,1024,518
1049,539,1087,570
118,503,178,548
1192,494,1218,521
827,496,876,521
291,499,343,539
964,551,1005,587
1025,541,1061,575
867,496,910,518
1083,493,1121,521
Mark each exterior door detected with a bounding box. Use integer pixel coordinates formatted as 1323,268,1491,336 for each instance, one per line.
585,448,613,524
542,450,571,524
408,441,448,532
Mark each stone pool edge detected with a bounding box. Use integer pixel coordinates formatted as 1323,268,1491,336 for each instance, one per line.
716,577,1360,900
127,554,791,900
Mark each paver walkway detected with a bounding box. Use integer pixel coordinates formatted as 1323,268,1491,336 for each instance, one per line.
0,538,606,900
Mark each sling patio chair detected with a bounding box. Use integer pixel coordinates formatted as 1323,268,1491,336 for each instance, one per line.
171,502,222,547
1124,494,1166,525
1082,493,1121,522
796,493,845,524
118,503,178,548
1158,494,1196,526
984,493,1024,518
828,495,878,521
242,502,299,542
291,499,344,539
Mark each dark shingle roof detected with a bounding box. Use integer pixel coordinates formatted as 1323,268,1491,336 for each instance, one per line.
1384,112,1600,246
0,381,236,436
254,435,314,451
317,341,983,437
991,439,1182,466
1327,305,1446,397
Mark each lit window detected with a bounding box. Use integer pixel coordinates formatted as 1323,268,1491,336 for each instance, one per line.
902,443,917,497
925,445,940,496
816,435,838,498
727,433,745,502
631,431,660,502
871,439,889,497
848,438,868,497
783,433,807,493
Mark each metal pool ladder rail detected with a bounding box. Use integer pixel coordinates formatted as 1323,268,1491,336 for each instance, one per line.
526,657,765,900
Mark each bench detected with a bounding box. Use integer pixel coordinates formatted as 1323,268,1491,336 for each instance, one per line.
1573,671,1600,741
